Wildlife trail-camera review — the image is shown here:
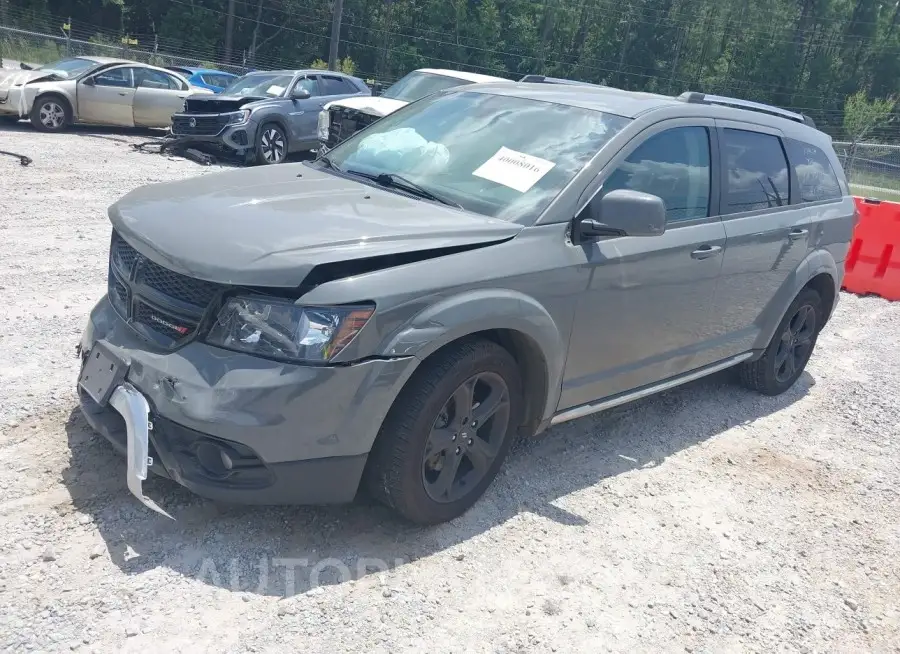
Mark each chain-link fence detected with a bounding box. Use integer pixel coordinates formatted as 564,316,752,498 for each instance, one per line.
0,24,251,74
834,141,900,200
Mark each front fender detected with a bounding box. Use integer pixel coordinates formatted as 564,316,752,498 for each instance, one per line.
381,288,567,423
753,247,840,350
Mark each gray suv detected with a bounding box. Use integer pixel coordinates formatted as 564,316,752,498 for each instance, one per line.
77,83,855,525
170,69,369,164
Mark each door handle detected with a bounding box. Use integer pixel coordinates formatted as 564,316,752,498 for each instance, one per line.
789,228,809,240
691,244,722,260
177,95,187,99
118,92,128,96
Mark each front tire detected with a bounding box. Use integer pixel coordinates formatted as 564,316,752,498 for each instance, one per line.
365,338,523,525
254,122,288,164
29,94,71,132
739,287,822,395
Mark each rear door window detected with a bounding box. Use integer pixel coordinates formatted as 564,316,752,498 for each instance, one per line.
136,69,183,90
784,139,843,202
601,126,711,222
722,128,790,214
320,75,355,95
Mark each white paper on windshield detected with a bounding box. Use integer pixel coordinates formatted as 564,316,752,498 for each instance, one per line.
267,85,285,96
240,87,254,94
472,147,555,193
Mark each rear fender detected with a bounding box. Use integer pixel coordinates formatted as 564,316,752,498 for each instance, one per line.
753,248,839,351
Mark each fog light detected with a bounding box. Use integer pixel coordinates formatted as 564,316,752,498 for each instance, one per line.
195,441,230,478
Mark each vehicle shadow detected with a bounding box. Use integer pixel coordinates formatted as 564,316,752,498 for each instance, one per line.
61,368,814,598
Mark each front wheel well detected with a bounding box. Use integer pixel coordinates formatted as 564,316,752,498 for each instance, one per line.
32,92,72,115
392,329,551,439
421,329,548,438
804,272,837,328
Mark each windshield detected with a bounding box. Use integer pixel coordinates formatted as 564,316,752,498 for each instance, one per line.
323,90,630,223
221,73,294,97
381,71,478,103
36,57,96,79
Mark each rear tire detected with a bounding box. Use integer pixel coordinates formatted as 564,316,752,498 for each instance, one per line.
254,122,288,164
364,338,523,525
739,288,822,396
29,94,71,132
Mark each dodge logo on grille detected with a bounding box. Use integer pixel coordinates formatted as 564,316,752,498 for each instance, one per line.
189,117,197,128
149,314,190,335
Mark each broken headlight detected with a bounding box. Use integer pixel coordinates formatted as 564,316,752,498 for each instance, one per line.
317,109,329,141
226,109,252,125
206,296,374,363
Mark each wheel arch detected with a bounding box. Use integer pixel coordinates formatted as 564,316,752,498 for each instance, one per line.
256,115,291,145
380,289,567,434
753,249,840,351
30,90,73,123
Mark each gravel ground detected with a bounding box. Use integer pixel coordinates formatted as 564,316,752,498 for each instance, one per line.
1,123,899,653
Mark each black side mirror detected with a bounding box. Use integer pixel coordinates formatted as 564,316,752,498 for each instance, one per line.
291,87,311,100
576,189,666,241
82,76,95,87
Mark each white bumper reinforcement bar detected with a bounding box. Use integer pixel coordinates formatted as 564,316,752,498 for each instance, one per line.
108,383,173,519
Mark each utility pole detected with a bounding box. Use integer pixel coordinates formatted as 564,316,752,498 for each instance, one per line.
224,0,236,64
328,0,344,71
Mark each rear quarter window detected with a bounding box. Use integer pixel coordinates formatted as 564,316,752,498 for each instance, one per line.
784,139,843,202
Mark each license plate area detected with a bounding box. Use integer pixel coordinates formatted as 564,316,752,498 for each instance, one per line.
78,341,129,407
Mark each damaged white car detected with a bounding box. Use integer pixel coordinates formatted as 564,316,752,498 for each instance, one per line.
0,56,212,132
316,68,508,155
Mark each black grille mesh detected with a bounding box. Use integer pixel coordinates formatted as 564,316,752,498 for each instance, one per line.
136,258,222,307
109,230,224,343
171,115,225,136
110,275,129,315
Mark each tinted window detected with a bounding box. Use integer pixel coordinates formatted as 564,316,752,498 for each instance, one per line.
382,71,475,103
320,75,354,95
201,74,233,88
93,67,134,88
601,126,711,222
723,129,790,214
135,68,182,90
785,139,842,202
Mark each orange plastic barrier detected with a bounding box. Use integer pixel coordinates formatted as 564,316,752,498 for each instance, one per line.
843,197,900,301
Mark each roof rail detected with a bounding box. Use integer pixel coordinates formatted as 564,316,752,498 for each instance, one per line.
518,74,605,88
677,92,816,128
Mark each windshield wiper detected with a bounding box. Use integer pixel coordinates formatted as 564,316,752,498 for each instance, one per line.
345,169,462,209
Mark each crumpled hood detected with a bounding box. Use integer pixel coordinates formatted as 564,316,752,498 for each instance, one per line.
322,95,408,118
0,69,54,86
0,69,55,100
182,93,271,114
109,163,522,287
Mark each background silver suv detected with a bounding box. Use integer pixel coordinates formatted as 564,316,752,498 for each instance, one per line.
77,82,855,525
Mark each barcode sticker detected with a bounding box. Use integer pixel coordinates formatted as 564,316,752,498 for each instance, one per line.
472,147,556,193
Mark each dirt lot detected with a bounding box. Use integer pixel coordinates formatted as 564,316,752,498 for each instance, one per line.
1,123,899,653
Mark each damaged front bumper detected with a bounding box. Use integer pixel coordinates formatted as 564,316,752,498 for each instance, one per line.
77,295,415,516
169,112,256,157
